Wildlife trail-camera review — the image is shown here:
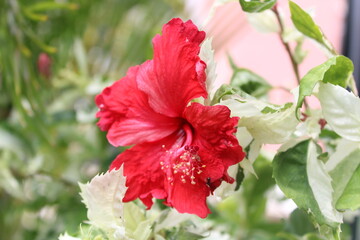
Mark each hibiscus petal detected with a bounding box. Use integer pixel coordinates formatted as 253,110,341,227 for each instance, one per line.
107,117,181,147
95,64,180,146
95,66,140,131
165,174,211,218
109,134,185,209
137,18,207,117
110,144,166,208
184,102,245,178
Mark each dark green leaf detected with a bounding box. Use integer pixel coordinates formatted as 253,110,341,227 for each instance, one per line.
239,0,277,13
235,166,245,191
319,129,341,140
273,140,340,230
285,208,316,236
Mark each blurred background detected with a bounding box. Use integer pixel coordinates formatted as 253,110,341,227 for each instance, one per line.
0,0,356,239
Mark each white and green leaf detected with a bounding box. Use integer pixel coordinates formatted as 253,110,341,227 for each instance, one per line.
239,0,277,13
318,82,360,142
200,38,217,104
239,103,298,144
123,202,150,239
58,232,81,240
79,167,127,237
296,56,353,118
273,140,342,236
246,9,280,33
222,94,298,144
326,139,360,211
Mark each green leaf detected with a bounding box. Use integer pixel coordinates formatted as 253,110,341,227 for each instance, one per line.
211,84,237,105
319,129,340,140
230,67,271,98
326,140,360,211
239,0,277,13
322,57,353,87
285,208,316,236
273,140,342,234
303,233,326,240
23,9,48,21
245,155,275,225
211,84,249,105
289,1,324,45
336,165,360,210
296,56,353,118
261,102,293,114
26,2,78,12
235,166,245,191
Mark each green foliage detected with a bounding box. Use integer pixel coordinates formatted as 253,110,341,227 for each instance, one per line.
317,82,360,142
336,166,360,211
209,155,280,238
284,209,317,236
329,149,360,211
230,59,272,98
273,140,341,238
211,84,245,105
235,166,245,191
239,0,277,13
289,1,325,46
296,56,353,118
261,103,293,114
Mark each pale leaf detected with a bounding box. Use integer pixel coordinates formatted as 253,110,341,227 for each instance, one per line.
246,10,279,33
318,82,360,141
238,103,298,144
307,141,343,223
79,167,127,233
200,38,217,104
221,95,298,144
58,232,81,240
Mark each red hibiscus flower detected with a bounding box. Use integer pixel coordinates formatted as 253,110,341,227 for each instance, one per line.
95,18,245,218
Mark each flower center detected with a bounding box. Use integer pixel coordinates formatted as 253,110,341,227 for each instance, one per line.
160,124,206,185
175,145,206,185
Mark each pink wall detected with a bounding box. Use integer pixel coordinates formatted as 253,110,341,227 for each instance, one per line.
186,0,347,105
